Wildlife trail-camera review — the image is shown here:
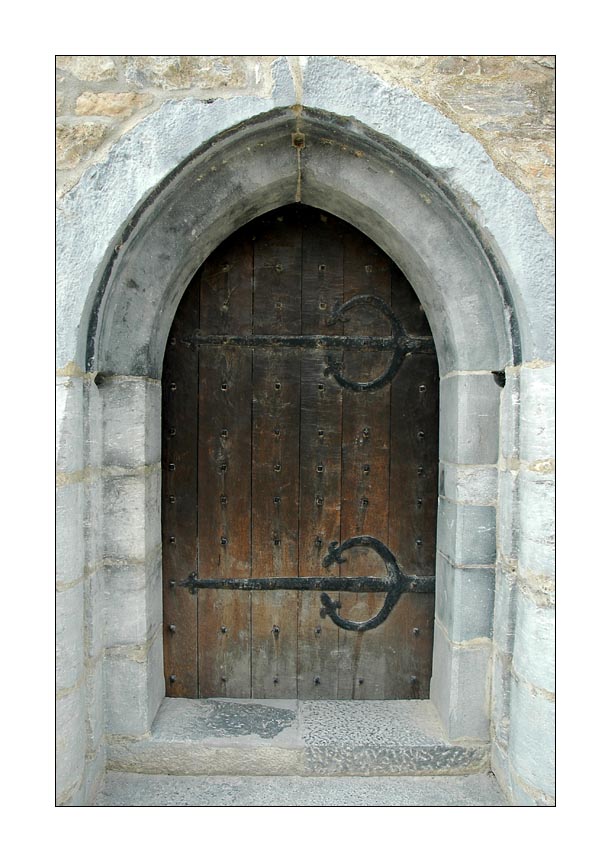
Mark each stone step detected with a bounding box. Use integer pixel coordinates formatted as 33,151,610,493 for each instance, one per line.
107,698,490,778
96,771,506,806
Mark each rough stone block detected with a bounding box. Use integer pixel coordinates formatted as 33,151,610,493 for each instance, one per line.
512,589,555,693
102,469,160,560
520,364,555,463
56,121,111,171
76,91,153,118
56,376,84,475
56,582,84,693
123,55,249,91
104,554,162,647
430,623,492,742
436,554,494,641
500,367,520,461
508,674,555,797
439,374,500,464
437,498,496,566
102,377,161,468
56,55,117,82
498,469,519,560
56,481,85,587
439,463,497,506
492,563,517,653
56,685,86,804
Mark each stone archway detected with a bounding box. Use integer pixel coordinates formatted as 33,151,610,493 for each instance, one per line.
88,106,514,745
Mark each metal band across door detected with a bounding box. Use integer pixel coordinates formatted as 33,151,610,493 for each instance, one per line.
162,205,439,699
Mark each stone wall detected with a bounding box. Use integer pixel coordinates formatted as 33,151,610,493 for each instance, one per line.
56,55,554,236
56,56,555,806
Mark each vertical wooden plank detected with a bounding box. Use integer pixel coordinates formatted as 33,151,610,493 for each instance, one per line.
251,211,301,698
338,230,393,699
297,210,344,699
162,279,200,697
198,232,253,698
389,265,439,697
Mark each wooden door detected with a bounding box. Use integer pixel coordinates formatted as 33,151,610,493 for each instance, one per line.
162,205,439,700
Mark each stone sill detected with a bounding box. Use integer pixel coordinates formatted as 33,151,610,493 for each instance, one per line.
107,697,489,777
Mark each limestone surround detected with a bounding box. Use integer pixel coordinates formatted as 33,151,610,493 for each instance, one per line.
56,56,555,806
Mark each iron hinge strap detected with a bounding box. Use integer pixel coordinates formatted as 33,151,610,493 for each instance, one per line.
177,535,435,632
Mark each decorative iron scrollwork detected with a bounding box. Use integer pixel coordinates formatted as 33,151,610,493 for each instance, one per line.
177,535,434,632
182,293,434,392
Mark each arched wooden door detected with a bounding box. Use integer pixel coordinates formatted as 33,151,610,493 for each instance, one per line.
162,205,439,700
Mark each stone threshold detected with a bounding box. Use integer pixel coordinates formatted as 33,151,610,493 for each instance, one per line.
107,698,490,777
96,771,506,806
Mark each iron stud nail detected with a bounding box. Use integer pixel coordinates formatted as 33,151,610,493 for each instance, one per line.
221,626,227,634
417,466,424,475
315,626,322,635
220,495,227,505
273,677,279,684
361,498,369,507
416,538,422,546
316,496,324,507
319,264,326,272
169,580,176,588
318,383,325,391
363,464,370,473
275,382,281,390
169,675,176,684
169,427,176,436
169,536,176,544
220,429,228,438
220,536,228,545
274,496,280,505
275,301,283,309
169,495,176,503
413,628,420,636
170,337,177,346
272,625,280,636
418,430,425,439
170,382,177,391
416,498,423,507
220,463,227,472
318,429,324,437
274,427,281,436
274,464,281,472
315,537,323,547
363,427,370,438
419,384,427,393
314,677,321,685
221,382,228,391
316,463,324,473
411,675,418,685
221,676,227,683
168,624,176,633
169,463,176,471
275,263,283,272
358,678,364,685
